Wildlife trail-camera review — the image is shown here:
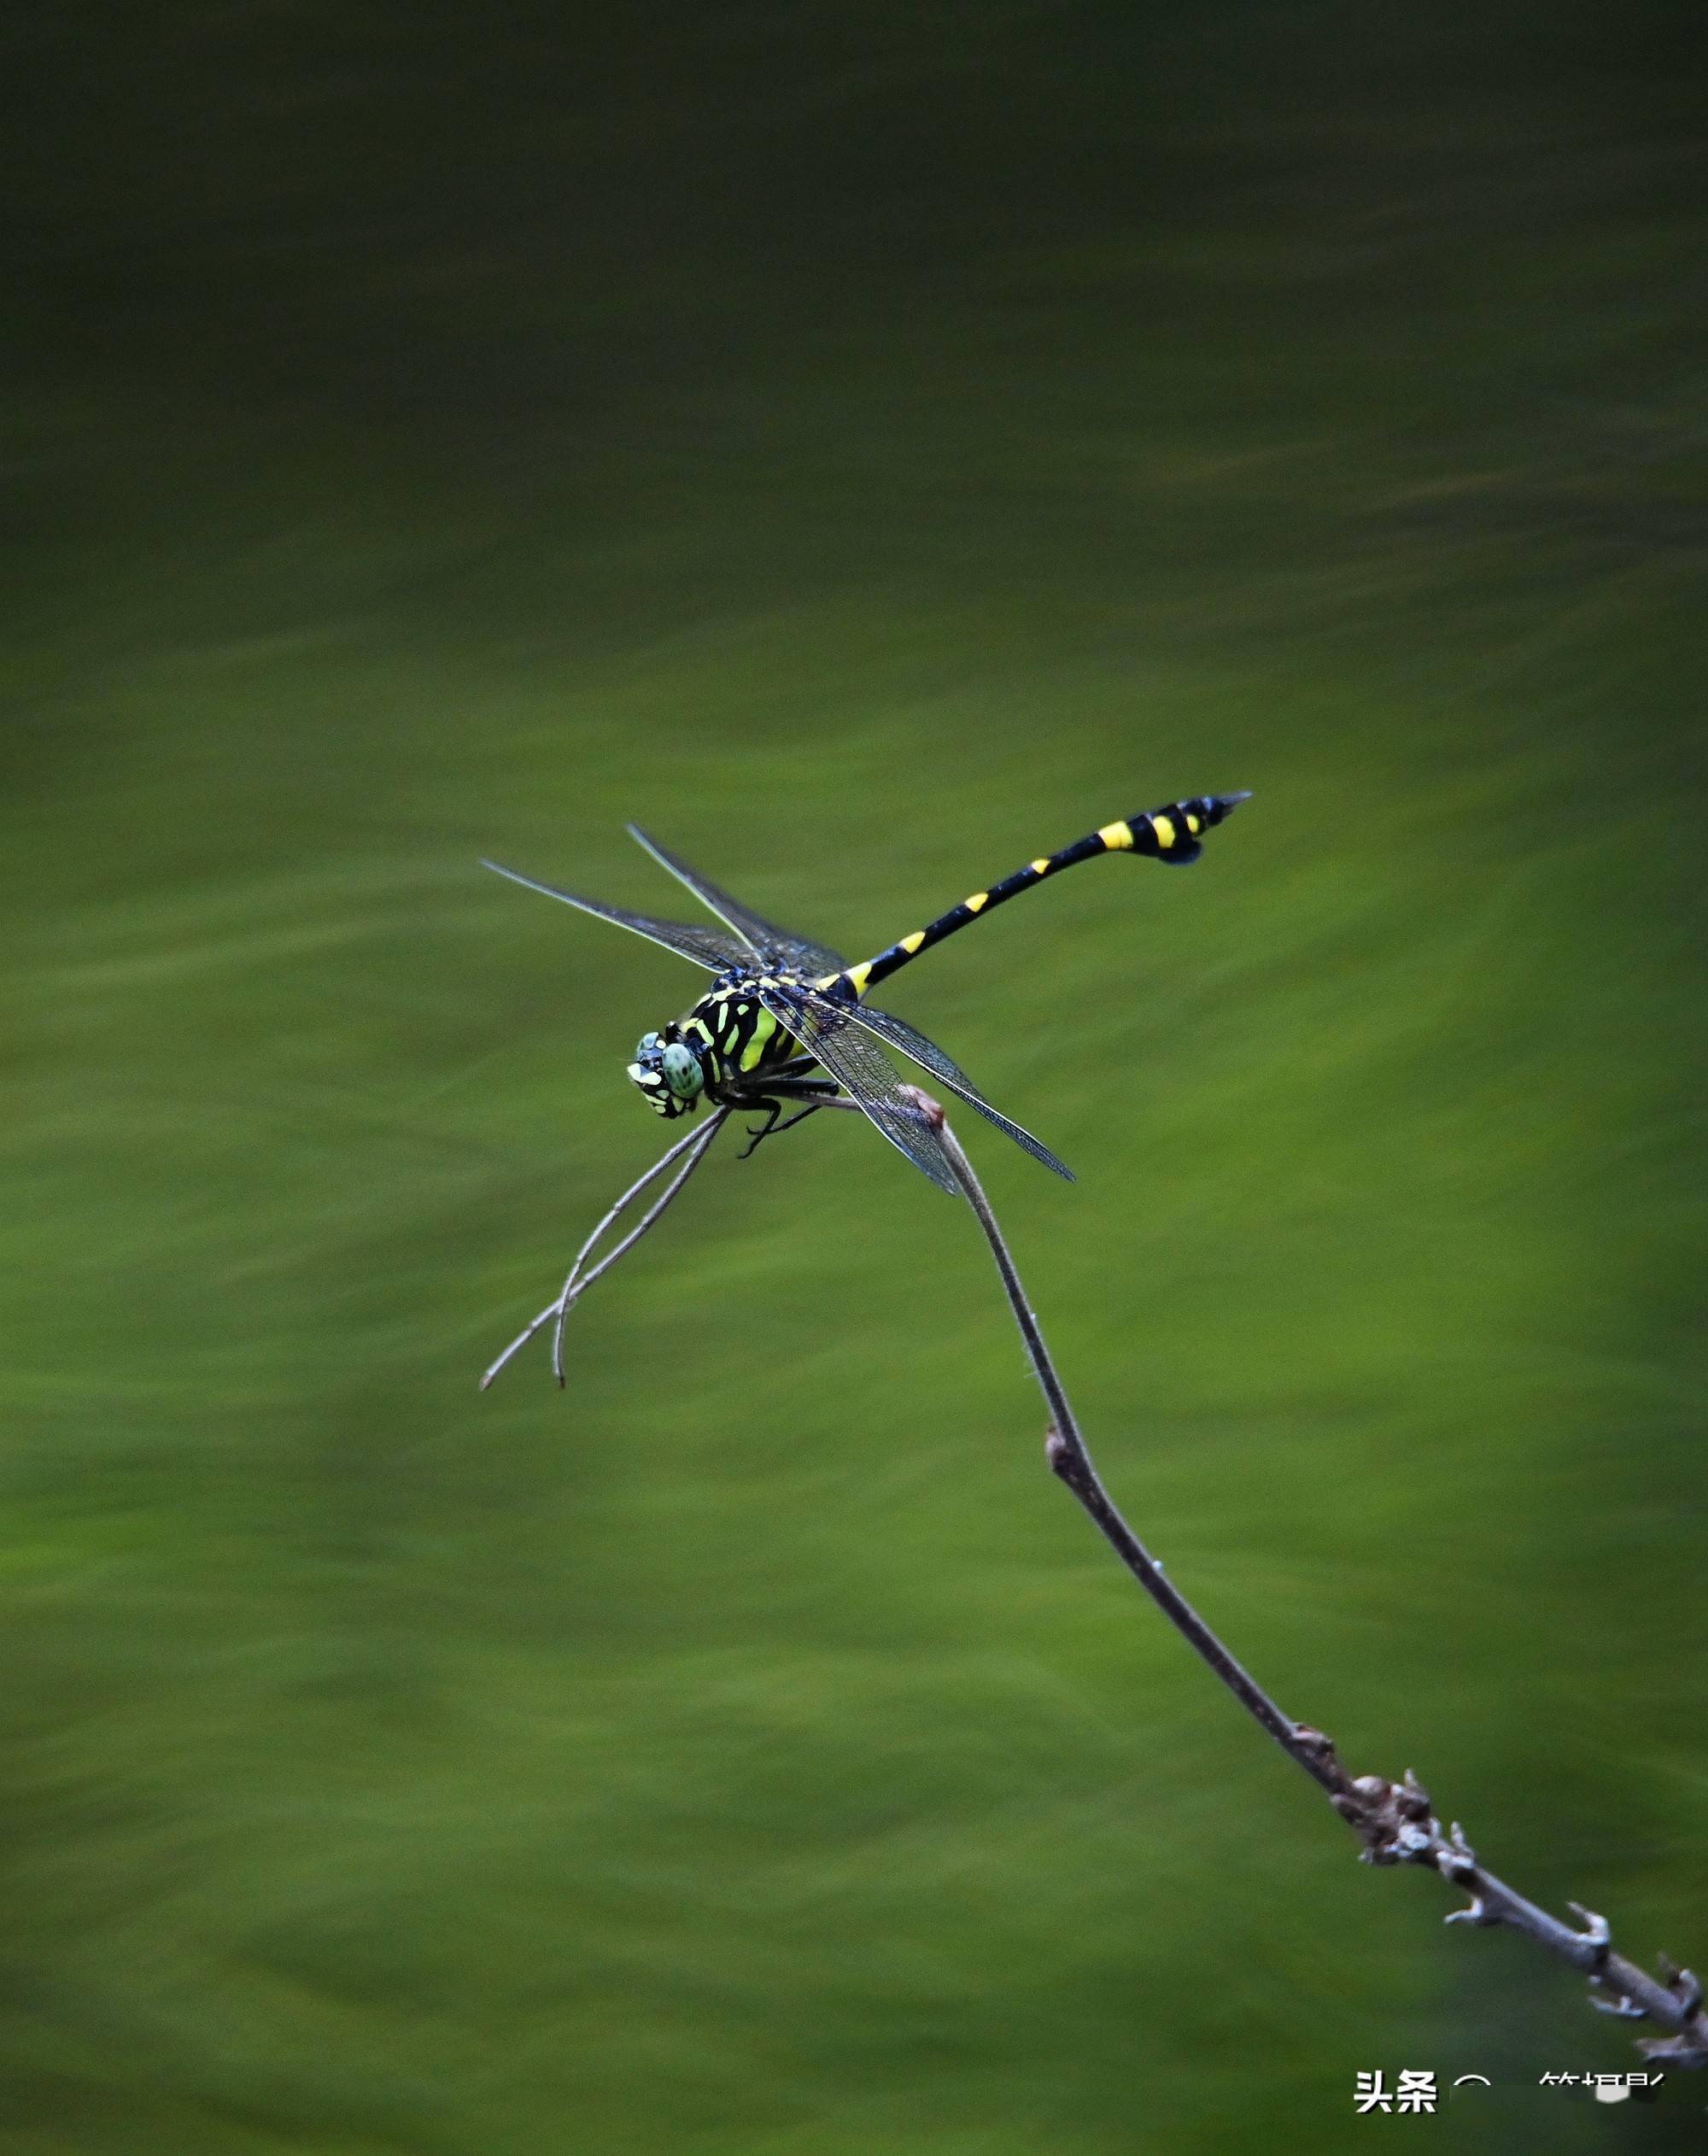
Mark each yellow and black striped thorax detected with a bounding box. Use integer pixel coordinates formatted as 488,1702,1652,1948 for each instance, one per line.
680,976,801,1089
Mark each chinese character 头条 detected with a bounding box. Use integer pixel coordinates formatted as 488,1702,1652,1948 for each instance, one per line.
1354,2070,1437,2114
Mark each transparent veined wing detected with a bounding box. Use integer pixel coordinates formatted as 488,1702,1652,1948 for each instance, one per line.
481,859,748,974
627,826,849,975
761,985,960,1196
798,990,1074,1183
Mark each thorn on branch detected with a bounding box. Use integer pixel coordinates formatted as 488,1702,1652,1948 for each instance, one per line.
1658,1959,1704,2019
1440,1821,1478,1878
1437,1824,1487,1919
1588,1983,1647,2020
1642,1962,1708,2063
1568,1902,1612,1971
1639,2029,1708,2068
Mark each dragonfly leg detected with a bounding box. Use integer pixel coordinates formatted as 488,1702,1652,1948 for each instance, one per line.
739,1103,821,1157
734,1077,839,1160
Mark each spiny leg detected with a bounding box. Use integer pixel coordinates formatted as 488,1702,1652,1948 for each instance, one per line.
734,1055,831,1153
736,1077,838,1159
749,1103,824,1146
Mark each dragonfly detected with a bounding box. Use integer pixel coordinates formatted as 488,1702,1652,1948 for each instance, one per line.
483,792,1249,1196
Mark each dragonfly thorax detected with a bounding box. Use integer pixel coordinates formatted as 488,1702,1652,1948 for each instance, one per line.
629,981,805,1122
628,1026,705,1118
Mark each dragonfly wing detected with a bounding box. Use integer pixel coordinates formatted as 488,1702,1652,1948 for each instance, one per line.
839,999,1075,1183
764,987,961,1196
481,859,749,974
627,826,848,975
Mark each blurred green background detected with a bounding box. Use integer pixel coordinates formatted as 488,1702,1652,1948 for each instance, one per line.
4,3,1704,2150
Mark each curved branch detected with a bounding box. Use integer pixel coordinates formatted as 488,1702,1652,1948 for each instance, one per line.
901,1087,1707,2070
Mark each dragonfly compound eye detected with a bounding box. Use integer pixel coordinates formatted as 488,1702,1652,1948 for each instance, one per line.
628,1030,704,1117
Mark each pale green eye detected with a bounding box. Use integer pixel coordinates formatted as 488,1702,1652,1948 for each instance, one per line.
660,1042,702,1099
629,1031,703,1107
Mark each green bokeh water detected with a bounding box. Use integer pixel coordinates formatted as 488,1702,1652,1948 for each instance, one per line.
5,7,1703,2150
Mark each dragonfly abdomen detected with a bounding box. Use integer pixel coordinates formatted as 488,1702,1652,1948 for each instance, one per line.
825,792,1250,998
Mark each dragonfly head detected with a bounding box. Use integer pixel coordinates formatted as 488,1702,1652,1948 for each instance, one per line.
628,1026,705,1118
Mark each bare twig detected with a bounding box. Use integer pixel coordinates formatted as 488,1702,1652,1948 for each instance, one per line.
479,1110,729,1391
901,1085,1708,2070
550,1110,729,1384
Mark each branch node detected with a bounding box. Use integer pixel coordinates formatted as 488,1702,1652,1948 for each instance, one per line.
898,1084,945,1131
1341,1774,1443,1866
1445,1895,1494,1928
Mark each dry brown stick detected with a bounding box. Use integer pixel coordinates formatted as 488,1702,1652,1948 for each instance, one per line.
900,1085,1707,2069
